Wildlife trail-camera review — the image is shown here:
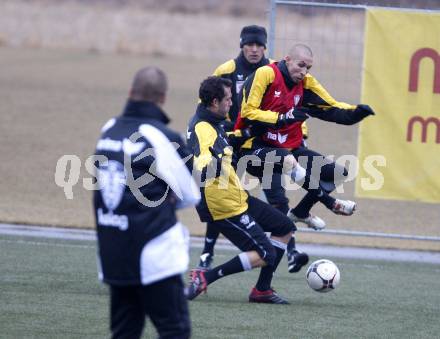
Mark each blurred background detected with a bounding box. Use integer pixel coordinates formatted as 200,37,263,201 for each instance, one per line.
0,0,439,251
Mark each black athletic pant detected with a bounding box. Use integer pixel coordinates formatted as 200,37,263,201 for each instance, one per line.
110,275,190,339
291,146,348,217
209,196,295,266
242,145,348,218
201,189,292,255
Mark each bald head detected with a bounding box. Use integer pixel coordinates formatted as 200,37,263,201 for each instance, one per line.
130,66,168,104
284,44,313,83
288,44,313,59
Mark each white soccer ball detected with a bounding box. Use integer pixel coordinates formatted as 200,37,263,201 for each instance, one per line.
306,259,340,292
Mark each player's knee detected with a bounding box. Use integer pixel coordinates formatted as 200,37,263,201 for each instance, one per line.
323,165,349,192
246,251,266,268
333,164,349,181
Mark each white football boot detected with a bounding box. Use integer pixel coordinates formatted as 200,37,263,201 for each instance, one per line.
287,209,326,230
331,199,356,216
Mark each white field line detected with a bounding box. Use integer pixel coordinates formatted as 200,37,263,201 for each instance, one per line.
296,227,440,242
1,223,440,264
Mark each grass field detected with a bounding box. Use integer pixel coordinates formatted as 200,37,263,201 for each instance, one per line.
1,234,439,339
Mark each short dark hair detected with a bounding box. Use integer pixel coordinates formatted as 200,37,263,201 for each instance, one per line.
199,76,232,107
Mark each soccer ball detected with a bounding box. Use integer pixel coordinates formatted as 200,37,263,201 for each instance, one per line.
306,259,340,292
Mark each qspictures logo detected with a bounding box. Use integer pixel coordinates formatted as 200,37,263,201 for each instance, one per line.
54,131,386,206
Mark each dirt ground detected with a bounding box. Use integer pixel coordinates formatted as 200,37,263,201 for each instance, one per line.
0,47,438,251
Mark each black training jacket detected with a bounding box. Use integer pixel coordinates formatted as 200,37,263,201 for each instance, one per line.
93,100,198,285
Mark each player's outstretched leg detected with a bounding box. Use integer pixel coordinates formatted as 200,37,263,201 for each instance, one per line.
249,238,290,304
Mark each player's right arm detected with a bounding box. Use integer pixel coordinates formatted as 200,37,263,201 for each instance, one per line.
240,66,280,125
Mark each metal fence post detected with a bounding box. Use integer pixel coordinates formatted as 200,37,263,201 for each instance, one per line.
268,0,277,59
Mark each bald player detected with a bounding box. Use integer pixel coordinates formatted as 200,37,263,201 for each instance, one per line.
236,44,375,272
94,66,199,339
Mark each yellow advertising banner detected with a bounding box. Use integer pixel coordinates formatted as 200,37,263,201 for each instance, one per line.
356,8,440,203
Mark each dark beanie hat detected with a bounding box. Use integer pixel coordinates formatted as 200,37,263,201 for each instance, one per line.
240,25,267,48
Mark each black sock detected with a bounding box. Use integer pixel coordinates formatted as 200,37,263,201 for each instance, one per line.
204,255,245,285
293,187,335,216
255,241,286,291
202,223,220,255
294,173,335,214
287,235,296,252
317,190,335,210
292,193,318,218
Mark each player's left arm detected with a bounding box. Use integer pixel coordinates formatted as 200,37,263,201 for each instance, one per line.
302,74,375,125
240,66,280,125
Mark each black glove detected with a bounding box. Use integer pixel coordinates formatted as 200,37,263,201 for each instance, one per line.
227,127,253,150
354,104,375,119
277,107,309,126
240,127,253,139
